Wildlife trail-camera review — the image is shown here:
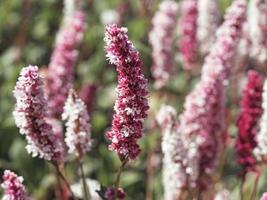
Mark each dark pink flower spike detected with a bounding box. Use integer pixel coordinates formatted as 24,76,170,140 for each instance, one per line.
104,24,149,161
235,70,264,175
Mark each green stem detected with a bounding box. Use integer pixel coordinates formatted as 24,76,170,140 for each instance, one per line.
114,159,127,200
54,163,78,200
250,174,259,200
78,159,91,200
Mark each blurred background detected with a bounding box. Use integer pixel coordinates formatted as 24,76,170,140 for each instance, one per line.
0,0,266,199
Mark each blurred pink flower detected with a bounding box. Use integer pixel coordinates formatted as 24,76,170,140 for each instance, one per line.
104,24,149,160
261,192,267,200
197,0,220,55
248,0,267,65
62,89,92,157
179,0,198,70
176,0,247,189
149,0,179,88
46,11,85,118
13,66,65,162
1,170,29,200
235,70,263,175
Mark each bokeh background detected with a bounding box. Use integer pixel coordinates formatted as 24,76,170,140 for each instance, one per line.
0,0,266,199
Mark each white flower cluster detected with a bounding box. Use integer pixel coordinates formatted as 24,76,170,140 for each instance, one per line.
248,0,267,64
157,105,187,200
62,90,92,156
254,80,267,161
197,0,220,55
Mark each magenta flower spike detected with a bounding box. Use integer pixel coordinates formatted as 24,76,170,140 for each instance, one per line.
175,0,247,189
104,24,149,161
179,0,198,70
1,170,29,200
235,70,264,175
46,11,85,118
13,65,65,162
149,0,179,89
248,0,267,66
62,89,92,157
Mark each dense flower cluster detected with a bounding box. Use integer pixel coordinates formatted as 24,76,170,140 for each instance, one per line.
156,105,186,200
149,0,179,88
254,80,267,161
46,10,85,118
1,170,29,200
248,0,267,65
13,66,65,162
179,0,198,70
235,70,264,174
175,0,247,188
197,0,220,55
104,24,149,160
62,90,92,157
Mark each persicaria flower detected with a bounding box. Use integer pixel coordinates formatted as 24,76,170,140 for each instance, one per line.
175,0,247,189
254,80,267,161
235,70,264,174
1,170,29,200
156,105,186,200
248,0,267,65
178,0,198,70
46,10,85,118
261,193,267,200
62,89,92,157
13,65,65,162
149,0,179,88
104,24,149,160
197,0,220,55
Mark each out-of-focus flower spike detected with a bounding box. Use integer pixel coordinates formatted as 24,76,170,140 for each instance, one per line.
248,0,267,66
202,0,247,82
197,0,220,55
149,0,179,89
254,79,267,162
13,66,66,162
235,70,264,175
78,83,98,114
46,10,85,118
62,89,92,157
104,24,149,161
1,170,29,200
175,0,247,190
156,105,187,200
178,0,198,70
261,192,267,200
